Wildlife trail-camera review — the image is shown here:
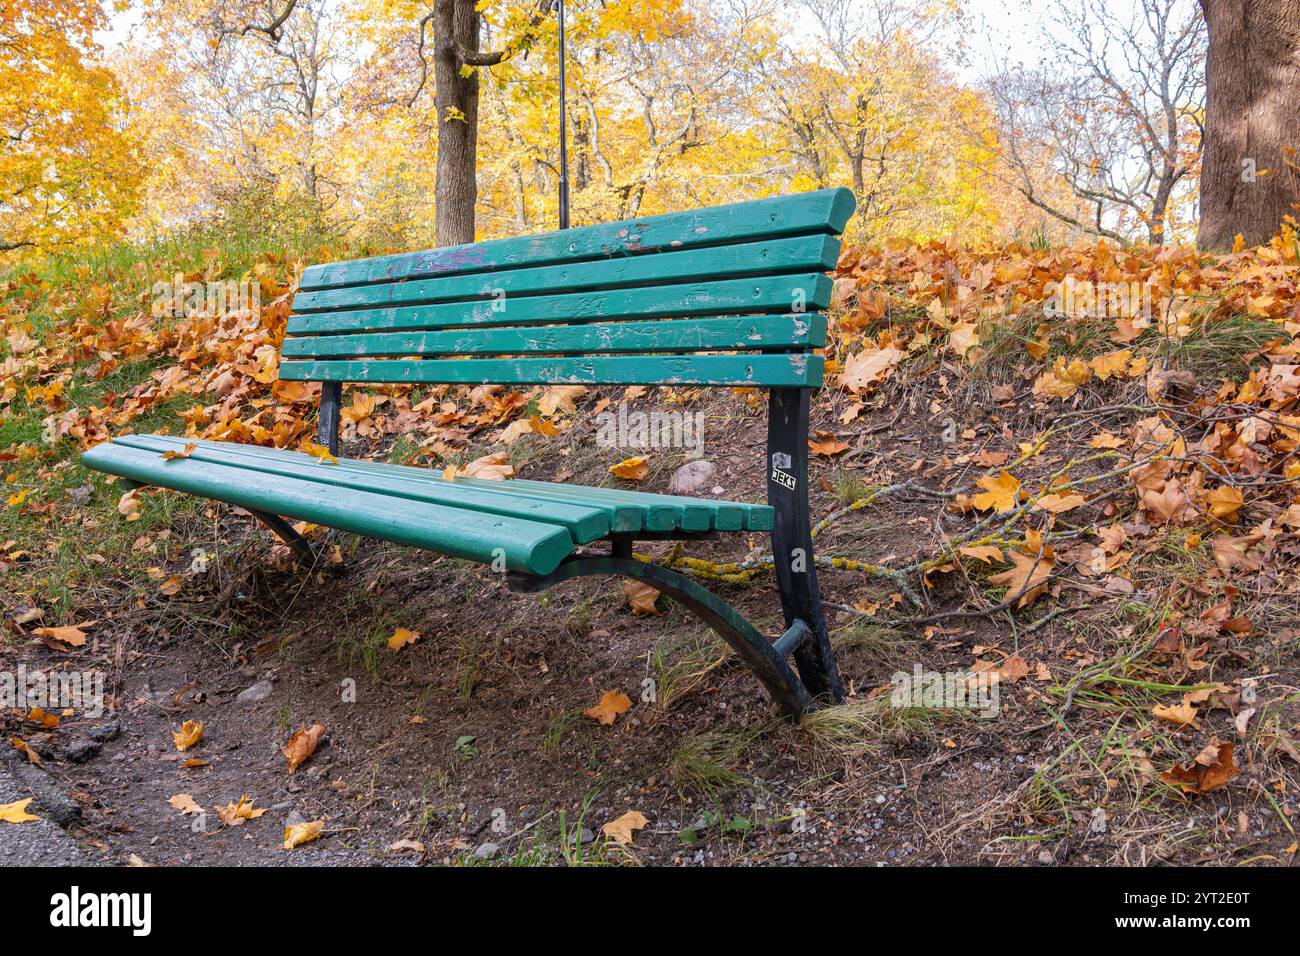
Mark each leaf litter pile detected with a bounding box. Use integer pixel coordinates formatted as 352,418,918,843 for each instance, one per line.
1,230,1298,865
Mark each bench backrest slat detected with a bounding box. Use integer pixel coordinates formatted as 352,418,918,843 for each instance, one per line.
287,273,831,337
281,315,827,359
283,188,853,389
279,354,821,388
298,188,855,292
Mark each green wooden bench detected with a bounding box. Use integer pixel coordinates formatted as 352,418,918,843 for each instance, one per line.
83,188,855,716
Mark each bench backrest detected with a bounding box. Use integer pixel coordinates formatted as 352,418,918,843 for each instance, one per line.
282,188,854,389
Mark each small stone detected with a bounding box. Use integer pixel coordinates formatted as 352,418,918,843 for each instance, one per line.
1037,849,1054,865
668,460,716,495
579,828,595,845
65,738,101,763
236,679,274,704
474,842,498,860
87,719,122,742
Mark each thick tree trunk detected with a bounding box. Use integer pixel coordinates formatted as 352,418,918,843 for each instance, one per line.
433,0,482,247
1198,0,1300,250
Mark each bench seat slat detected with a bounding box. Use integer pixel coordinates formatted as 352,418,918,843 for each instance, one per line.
110,434,612,543
286,275,832,337
81,441,575,575
292,235,840,314
299,188,855,291
282,314,827,359
278,353,822,388
112,436,773,533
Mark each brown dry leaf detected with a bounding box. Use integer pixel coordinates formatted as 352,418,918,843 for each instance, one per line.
1089,432,1126,449
1152,702,1201,729
283,819,325,849
1034,492,1086,514
609,456,650,481
971,450,1008,467
215,794,267,827
1159,738,1239,795
972,471,1022,513
988,550,1054,608
601,810,648,846
157,575,183,597
537,385,587,417
623,579,661,615
117,488,142,521
459,452,514,480
0,798,40,824
31,622,93,648
10,736,42,767
283,722,325,773
388,838,425,854
168,793,203,815
387,627,421,651
173,720,203,752
808,433,850,456
997,654,1030,684
160,442,198,461
583,689,632,726
841,344,902,393
958,545,1004,564
1142,479,1195,524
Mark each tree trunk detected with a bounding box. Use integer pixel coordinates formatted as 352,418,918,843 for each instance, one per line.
433,0,482,247
1198,0,1300,250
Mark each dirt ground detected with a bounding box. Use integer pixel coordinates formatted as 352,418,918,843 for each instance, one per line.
4,380,1298,867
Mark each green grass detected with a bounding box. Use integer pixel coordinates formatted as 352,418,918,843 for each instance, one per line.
670,728,757,796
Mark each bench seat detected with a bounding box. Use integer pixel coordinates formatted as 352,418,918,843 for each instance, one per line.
83,434,772,576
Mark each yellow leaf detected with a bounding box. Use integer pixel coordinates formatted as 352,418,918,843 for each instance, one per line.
1206,485,1244,521
283,723,325,773
1089,349,1133,380
388,627,421,651
1153,702,1200,729
301,442,337,465
283,819,325,849
609,456,650,481
215,794,266,827
173,720,203,752
32,623,92,647
7,489,29,508
601,810,648,846
972,471,1022,512
584,689,632,726
0,798,40,824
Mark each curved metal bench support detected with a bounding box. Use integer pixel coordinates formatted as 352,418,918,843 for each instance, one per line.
247,509,316,563
509,556,815,717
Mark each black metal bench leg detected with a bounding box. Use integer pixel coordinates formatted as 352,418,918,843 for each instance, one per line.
766,387,845,704
248,509,317,564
